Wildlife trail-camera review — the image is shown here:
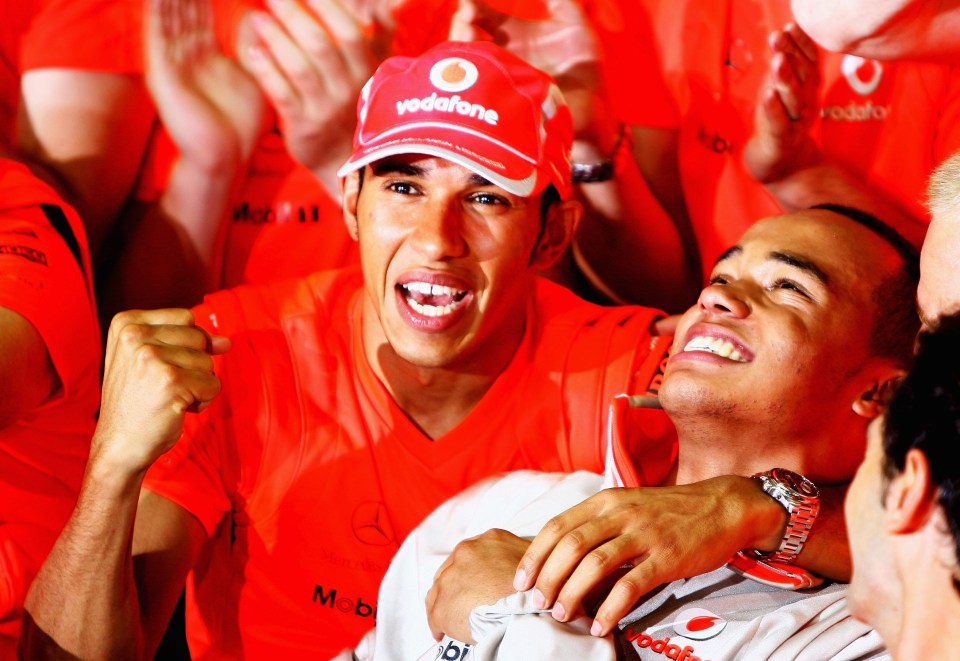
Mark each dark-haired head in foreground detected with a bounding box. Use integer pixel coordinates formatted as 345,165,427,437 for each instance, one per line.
846,312,960,660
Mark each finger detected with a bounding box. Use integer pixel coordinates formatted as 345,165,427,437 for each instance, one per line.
246,11,309,112
303,0,373,84
111,326,217,377
773,32,820,95
106,310,227,383
102,337,223,418
770,52,804,121
784,21,819,64
651,314,681,337
513,501,599,592
758,84,792,137
525,516,621,609
146,0,173,70
547,534,644,623
266,0,347,89
589,561,665,636
106,308,196,357
449,0,481,42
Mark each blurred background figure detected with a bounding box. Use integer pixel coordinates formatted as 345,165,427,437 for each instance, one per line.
1,0,153,328
641,0,960,281
0,156,100,654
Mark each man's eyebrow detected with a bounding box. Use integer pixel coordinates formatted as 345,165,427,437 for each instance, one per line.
770,251,829,285
468,173,494,187
370,161,494,188
370,159,425,177
714,245,742,266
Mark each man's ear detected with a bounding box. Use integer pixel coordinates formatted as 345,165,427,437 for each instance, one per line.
341,171,361,241
530,199,581,270
852,373,903,419
884,448,938,535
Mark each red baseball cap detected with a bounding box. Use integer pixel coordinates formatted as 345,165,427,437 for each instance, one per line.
337,40,574,199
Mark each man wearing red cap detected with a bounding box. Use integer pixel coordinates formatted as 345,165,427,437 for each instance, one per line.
22,41,833,660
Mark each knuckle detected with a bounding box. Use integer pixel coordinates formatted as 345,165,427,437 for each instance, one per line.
118,321,150,347
610,575,644,603
111,309,138,329
541,515,569,538
584,548,614,572
558,529,589,554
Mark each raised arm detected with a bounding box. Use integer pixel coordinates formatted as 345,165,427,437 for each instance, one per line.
104,0,265,312
20,309,228,659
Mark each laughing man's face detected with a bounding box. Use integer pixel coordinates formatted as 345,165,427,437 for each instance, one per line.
348,154,554,377
662,209,904,481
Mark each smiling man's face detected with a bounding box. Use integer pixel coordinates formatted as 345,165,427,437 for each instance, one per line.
661,209,905,477
345,154,572,378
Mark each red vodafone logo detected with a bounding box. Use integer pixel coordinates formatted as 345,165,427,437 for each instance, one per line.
673,608,727,640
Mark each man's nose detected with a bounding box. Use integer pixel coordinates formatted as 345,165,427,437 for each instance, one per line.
411,198,468,260
697,282,751,318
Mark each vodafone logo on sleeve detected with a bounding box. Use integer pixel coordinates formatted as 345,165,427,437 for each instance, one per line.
672,608,726,640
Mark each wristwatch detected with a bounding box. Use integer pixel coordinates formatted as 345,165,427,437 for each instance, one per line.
571,159,615,183
571,123,627,183
753,468,820,564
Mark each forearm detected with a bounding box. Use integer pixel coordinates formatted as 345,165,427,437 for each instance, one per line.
21,452,147,660
763,161,926,245
569,131,701,312
105,157,237,311
17,70,157,259
161,156,237,271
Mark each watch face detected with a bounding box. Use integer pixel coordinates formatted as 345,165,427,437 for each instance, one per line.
772,468,819,498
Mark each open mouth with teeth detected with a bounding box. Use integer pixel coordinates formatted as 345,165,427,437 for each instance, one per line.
682,335,750,362
400,281,470,318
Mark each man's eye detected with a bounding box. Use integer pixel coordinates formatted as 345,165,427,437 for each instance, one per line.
469,192,508,206
387,181,418,195
771,278,810,297
708,275,729,285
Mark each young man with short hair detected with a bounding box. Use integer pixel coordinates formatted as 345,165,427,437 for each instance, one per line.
845,313,960,659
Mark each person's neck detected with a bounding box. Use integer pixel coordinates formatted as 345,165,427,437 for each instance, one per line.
892,580,960,659
669,414,828,485
379,356,502,440
888,533,960,659
361,303,527,441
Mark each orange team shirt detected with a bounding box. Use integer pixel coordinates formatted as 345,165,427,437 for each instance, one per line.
0,159,101,652
647,0,960,275
132,0,678,291
142,270,677,658
0,0,142,152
